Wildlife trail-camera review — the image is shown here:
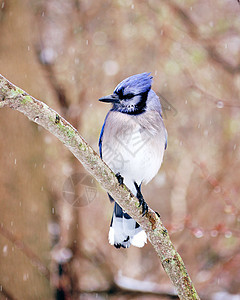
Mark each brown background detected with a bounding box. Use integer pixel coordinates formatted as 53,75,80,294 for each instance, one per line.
0,0,240,299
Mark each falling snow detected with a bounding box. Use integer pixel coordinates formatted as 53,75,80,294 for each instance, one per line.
216,101,224,109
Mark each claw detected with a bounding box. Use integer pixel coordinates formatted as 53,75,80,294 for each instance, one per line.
142,201,148,216
116,172,124,185
134,182,148,217
138,195,143,207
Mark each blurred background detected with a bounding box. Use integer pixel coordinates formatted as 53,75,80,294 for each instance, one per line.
0,0,240,299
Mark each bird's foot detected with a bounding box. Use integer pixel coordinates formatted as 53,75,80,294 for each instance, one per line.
116,172,124,185
134,182,148,217
139,198,148,217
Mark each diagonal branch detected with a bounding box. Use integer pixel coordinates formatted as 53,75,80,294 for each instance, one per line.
0,74,200,300
165,0,240,75
0,225,50,280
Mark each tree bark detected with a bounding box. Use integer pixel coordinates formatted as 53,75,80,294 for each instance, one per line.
0,74,200,300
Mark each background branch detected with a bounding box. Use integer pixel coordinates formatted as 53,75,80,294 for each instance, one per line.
0,74,200,299
165,0,240,75
0,225,50,280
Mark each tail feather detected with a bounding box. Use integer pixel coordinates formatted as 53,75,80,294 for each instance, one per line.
109,202,147,248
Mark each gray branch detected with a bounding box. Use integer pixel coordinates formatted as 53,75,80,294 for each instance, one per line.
0,74,200,300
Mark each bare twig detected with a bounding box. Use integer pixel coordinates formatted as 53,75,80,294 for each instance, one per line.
0,225,50,280
0,74,200,300
165,0,240,75
74,287,178,299
0,286,18,300
185,71,240,108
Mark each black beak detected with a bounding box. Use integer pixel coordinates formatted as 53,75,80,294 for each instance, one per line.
99,94,119,103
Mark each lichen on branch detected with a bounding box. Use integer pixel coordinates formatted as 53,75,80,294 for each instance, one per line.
0,74,200,300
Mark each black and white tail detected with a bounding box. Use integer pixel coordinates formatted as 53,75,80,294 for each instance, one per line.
108,202,147,248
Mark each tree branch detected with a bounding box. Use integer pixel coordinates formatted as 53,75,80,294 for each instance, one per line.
0,74,200,300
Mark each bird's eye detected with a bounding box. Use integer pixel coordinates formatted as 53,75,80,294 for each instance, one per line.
117,89,123,99
115,89,134,100
124,93,134,99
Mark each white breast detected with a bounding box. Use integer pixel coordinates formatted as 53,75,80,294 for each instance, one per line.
102,111,166,193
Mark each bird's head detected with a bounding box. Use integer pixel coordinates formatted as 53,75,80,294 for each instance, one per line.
99,73,153,115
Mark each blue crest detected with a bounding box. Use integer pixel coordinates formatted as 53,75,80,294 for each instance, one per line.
114,72,153,96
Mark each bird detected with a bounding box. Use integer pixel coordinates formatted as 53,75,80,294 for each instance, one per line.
98,72,167,248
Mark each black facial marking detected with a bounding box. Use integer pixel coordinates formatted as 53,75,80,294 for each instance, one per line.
126,91,148,115
124,93,134,99
117,89,123,99
112,90,149,115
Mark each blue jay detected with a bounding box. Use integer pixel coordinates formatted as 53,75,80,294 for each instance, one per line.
99,73,167,248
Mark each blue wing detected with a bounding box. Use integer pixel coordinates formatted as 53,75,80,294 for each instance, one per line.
99,112,110,158
158,111,168,150
164,128,168,150
98,123,104,159
99,111,115,203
